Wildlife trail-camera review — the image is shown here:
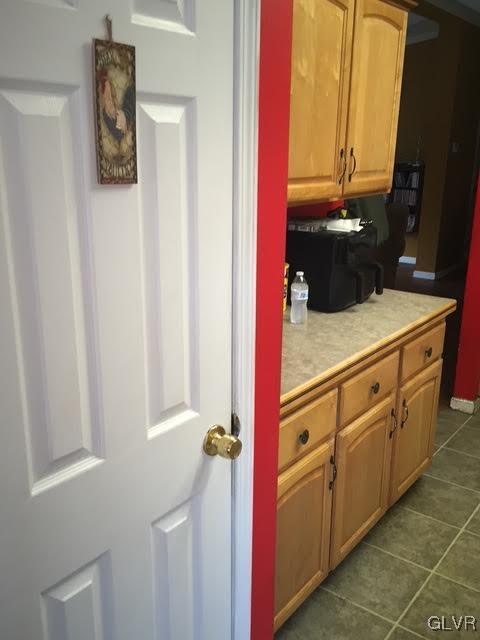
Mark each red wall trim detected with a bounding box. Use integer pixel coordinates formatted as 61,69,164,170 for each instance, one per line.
251,1,293,638
453,172,480,401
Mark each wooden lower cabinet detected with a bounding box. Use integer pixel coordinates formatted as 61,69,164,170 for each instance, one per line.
277,306,455,631
330,395,395,568
389,359,443,505
274,438,335,631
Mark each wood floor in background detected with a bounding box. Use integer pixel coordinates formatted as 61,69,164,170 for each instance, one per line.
394,264,466,405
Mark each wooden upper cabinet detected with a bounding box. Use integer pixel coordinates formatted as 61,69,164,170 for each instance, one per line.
389,359,442,505
287,0,354,204
287,0,408,203
343,0,407,196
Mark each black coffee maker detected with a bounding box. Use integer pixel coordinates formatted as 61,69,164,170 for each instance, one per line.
286,224,384,313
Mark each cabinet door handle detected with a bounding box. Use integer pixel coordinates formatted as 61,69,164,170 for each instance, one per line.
401,399,409,428
389,409,398,439
338,148,347,184
329,455,337,490
425,346,433,359
298,429,310,445
348,147,357,182
371,381,380,395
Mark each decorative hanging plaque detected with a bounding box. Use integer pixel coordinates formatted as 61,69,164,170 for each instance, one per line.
93,21,137,184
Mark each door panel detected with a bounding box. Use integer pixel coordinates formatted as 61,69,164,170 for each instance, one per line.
287,0,354,203
0,2,234,639
390,360,442,505
330,395,395,569
343,0,407,196
275,439,334,631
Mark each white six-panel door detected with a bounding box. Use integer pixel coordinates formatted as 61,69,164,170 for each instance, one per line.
0,1,235,638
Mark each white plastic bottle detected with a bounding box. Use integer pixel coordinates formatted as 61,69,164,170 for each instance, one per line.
290,271,308,324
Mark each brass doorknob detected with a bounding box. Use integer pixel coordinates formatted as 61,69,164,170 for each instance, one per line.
203,425,242,460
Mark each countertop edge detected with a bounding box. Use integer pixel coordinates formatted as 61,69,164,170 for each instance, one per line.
280,298,457,408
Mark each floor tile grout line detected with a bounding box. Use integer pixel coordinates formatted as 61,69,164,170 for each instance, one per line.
433,417,473,457
362,541,431,572
423,471,480,494
362,540,480,595
398,505,480,538
319,584,397,626
383,574,435,640
384,501,480,640
396,624,430,640
433,569,480,594
441,445,480,461
397,505,462,531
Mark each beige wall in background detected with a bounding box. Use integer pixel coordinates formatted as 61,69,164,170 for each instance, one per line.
395,4,480,274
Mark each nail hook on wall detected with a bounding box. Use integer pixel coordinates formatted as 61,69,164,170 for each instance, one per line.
105,14,113,42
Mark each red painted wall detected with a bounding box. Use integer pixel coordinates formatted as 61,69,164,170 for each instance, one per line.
251,1,293,638
453,172,480,402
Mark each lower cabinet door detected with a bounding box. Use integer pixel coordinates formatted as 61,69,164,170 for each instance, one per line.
330,395,395,569
389,359,442,505
274,438,335,631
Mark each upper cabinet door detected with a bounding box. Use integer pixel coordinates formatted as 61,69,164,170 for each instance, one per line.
343,0,407,196
288,0,354,204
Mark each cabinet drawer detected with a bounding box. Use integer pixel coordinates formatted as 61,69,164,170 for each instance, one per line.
401,322,445,382
278,389,337,472
339,351,399,426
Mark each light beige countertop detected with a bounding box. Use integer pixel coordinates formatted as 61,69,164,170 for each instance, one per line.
281,289,456,403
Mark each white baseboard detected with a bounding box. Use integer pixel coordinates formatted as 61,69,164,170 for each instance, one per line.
413,263,462,281
450,396,480,415
413,270,435,280
399,256,417,265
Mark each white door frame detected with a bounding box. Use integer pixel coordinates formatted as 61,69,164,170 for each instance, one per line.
232,1,260,638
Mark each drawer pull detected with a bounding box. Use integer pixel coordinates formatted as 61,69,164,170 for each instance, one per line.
401,399,409,428
371,382,381,395
329,455,337,490
389,409,398,439
425,347,433,359
298,429,310,445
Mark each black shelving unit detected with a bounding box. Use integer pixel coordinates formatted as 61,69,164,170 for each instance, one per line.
387,161,425,233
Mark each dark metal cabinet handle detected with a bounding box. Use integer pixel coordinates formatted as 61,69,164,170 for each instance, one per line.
329,455,337,490
401,399,409,428
338,148,347,184
425,347,433,358
348,147,357,182
389,409,398,439
298,429,310,445
371,382,380,395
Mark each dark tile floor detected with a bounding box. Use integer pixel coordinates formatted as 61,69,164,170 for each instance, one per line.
276,408,480,640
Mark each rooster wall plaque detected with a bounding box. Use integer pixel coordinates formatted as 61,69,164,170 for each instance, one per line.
93,33,137,184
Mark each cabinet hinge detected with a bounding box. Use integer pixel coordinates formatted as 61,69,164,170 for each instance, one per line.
329,455,337,490
231,412,241,437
